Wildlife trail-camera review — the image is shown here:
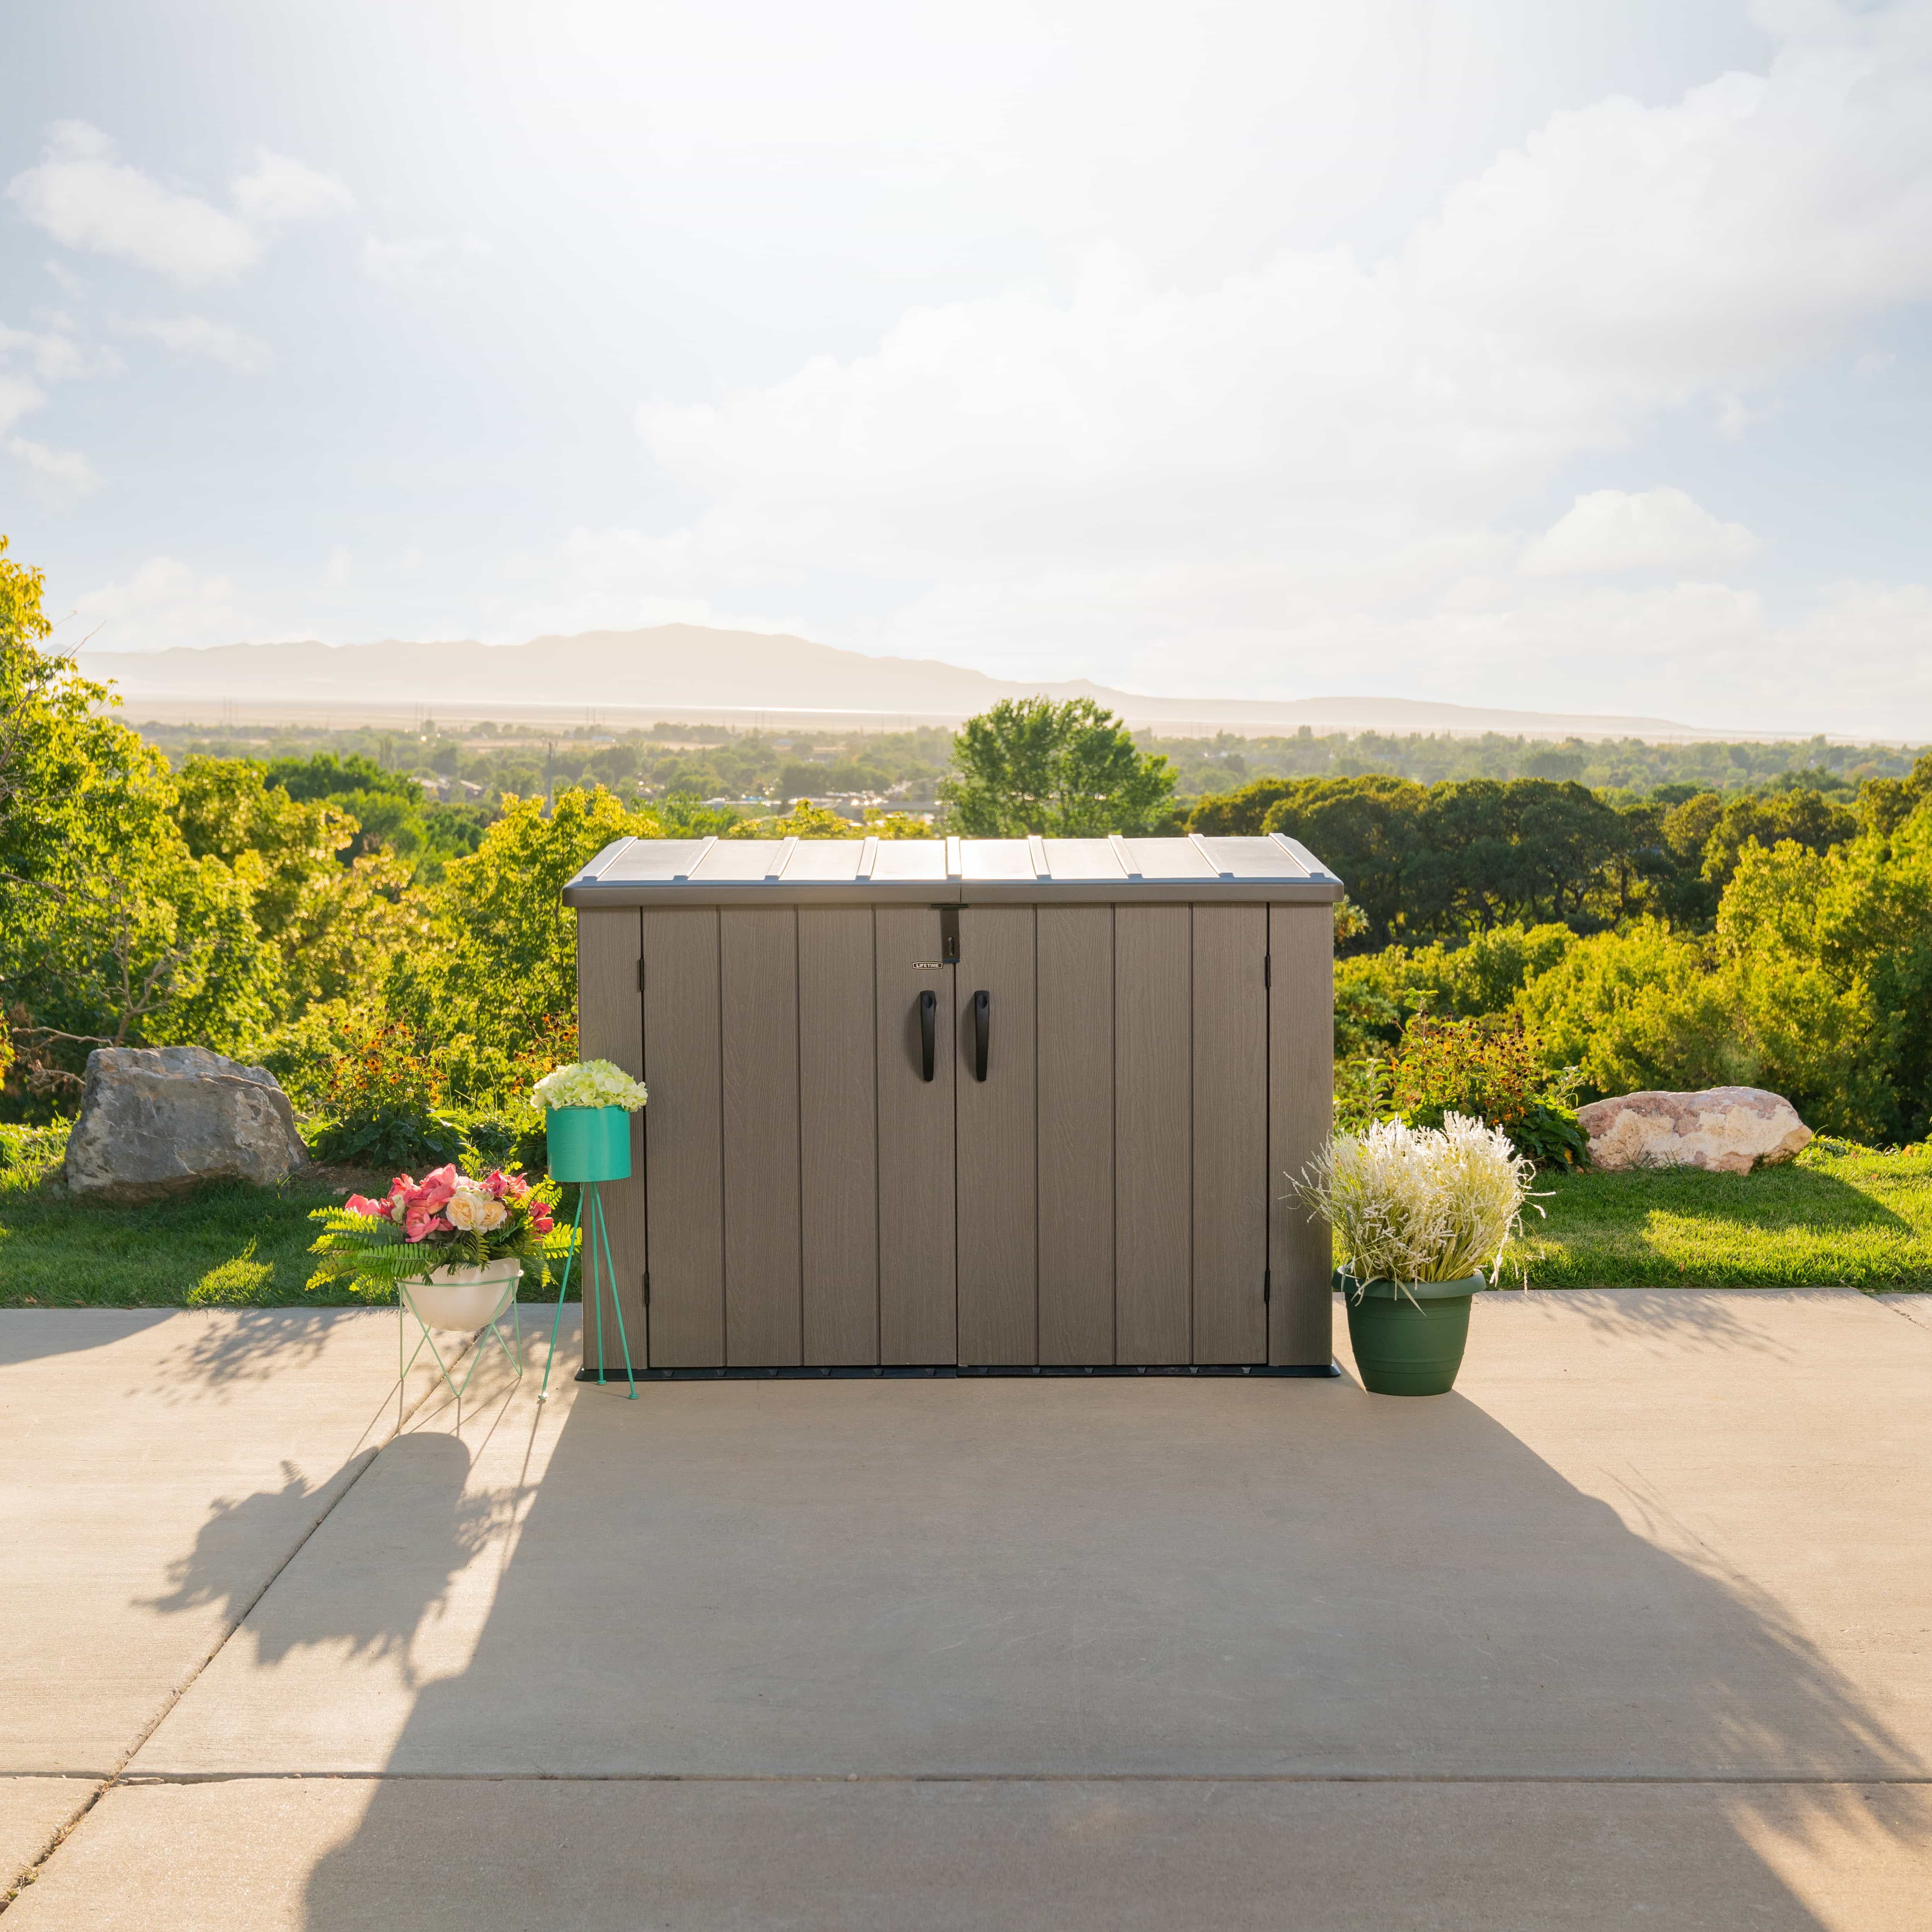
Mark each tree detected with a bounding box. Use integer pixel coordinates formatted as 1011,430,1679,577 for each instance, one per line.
1260,775,1429,946
942,697,1176,837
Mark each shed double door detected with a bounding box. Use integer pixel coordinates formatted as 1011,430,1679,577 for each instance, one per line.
614,902,1281,1371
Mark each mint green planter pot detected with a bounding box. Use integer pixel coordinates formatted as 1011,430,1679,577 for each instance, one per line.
546,1105,631,1182
1340,1271,1481,1397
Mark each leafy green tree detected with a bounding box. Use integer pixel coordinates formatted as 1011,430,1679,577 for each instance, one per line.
942,697,1176,837
1186,777,1302,835
1699,789,1860,893
1260,775,1428,946
384,787,656,1107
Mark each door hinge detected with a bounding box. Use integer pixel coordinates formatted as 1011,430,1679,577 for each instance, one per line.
637,959,646,992
642,1270,651,1308
1263,1267,1271,1304
1264,953,1271,988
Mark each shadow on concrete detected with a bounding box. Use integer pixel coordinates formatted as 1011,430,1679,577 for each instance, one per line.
140,1432,516,1685
0,1310,177,1366
143,1310,367,1402
1490,1286,1802,1355
294,1369,1927,1928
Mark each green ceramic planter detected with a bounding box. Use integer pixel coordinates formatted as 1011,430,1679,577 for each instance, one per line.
1340,1270,1483,1396
546,1105,632,1182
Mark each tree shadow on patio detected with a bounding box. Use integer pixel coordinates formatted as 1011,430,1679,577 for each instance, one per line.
297,1360,1931,1929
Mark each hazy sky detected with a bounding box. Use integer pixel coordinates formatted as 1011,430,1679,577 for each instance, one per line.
5,0,1931,733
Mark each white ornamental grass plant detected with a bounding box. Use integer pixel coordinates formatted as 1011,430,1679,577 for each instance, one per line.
531,1059,649,1112
1296,1113,1537,1301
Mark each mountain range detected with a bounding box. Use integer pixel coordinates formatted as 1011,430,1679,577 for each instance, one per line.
78,625,1732,742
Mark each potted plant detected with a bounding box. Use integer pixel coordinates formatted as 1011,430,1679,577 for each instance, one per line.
532,1059,648,1183
1295,1113,1535,1396
308,1165,556,1330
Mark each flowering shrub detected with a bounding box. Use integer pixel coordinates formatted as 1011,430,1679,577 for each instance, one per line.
531,1058,648,1112
1389,1014,1588,1170
307,1018,469,1171
306,1163,556,1297
1294,1114,1538,1293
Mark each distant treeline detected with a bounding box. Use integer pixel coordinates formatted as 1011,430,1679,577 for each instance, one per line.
1141,727,1917,801
136,715,1918,820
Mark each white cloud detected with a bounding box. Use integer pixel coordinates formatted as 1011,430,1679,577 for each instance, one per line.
117,314,272,374
604,0,1932,727
0,322,101,382
1519,487,1759,577
6,435,99,504
229,149,353,225
9,123,259,282
0,374,45,434
325,545,353,587
7,123,349,285
71,557,253,651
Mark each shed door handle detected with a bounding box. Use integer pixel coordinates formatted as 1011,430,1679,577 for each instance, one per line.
972,989,990,1082
919,989,937,1082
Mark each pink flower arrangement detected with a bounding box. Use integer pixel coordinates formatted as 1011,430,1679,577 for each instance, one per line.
347,1165,554,1243
311,1162,558,1298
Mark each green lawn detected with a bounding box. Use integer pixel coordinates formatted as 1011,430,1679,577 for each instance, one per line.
3,1132,1927,1307
0,1135,582,1308
1519,1140,1932,1289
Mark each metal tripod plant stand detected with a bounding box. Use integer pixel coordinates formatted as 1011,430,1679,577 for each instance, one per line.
539,1104,638,1401
399,1272,523,1423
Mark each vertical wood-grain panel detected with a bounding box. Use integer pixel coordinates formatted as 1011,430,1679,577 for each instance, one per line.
876,906,956,1364
577,910,646,1374
1114,905,1192,1364
1192,905,1268,1363
1037,906,1114,1363
955,906,1037,1365
1269,902,1334,1367
799,908,878,1365
720,908,803,1366
639,908,724,1367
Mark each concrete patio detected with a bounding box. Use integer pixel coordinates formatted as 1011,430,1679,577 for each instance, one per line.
3,1291,1930,1928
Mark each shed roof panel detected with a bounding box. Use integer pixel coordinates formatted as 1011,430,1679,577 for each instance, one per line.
869,841,949,882
562,835,1342,904
1041,838,1126,881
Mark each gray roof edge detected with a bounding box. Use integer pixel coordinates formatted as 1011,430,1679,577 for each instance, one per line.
563,877,1345,908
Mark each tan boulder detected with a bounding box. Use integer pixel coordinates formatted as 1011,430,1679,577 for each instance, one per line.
1576,1086,1812,1175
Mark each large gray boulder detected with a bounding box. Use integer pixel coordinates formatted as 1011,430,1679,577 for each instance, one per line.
65,1046,309,1202
1577,1086,1812,1175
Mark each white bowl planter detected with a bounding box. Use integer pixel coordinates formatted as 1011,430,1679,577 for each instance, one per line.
401,1262,520,1332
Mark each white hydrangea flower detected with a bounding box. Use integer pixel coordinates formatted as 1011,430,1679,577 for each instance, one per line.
531,1058,649,1112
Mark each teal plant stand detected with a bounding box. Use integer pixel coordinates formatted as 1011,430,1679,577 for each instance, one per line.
539,1105,638,1401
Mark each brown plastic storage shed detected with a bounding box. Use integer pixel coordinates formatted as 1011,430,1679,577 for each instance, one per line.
561,833,1343,1378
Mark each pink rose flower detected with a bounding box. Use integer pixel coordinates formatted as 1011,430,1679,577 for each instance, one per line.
404,1207,447,1242
344,1194,385,1216
416,1165,459,1211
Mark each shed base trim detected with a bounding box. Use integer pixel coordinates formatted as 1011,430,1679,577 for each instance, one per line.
577,1362,1342,1381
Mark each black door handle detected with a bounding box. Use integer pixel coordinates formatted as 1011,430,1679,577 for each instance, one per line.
919,989,937,1082
972,989,990,1082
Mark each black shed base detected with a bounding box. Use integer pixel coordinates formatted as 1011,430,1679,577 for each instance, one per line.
578,1361,1342,1381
